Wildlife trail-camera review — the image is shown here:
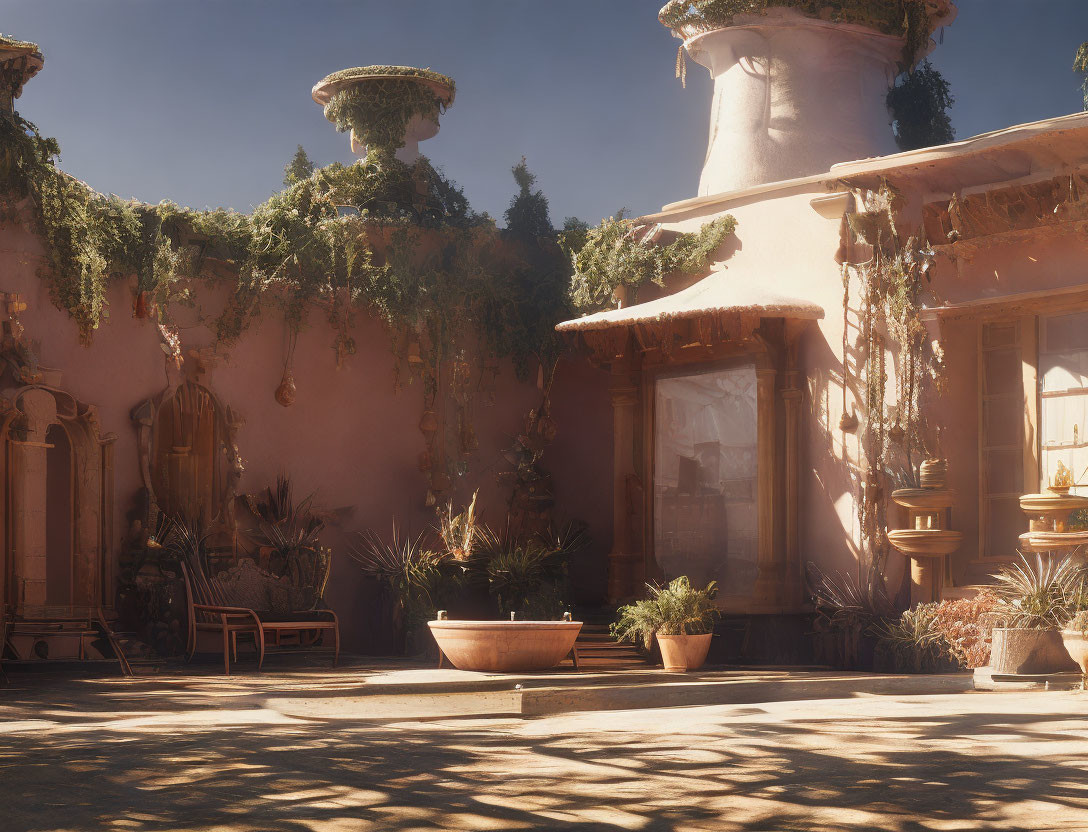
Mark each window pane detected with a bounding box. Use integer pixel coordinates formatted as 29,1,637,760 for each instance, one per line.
982,321,1018,349
654,365,758,597
1044,311,1088,353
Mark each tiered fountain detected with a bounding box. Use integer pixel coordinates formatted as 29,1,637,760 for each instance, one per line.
1018,462,1088,555
887,459,962,604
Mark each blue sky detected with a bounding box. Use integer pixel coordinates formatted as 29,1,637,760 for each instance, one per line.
3,1,1086,225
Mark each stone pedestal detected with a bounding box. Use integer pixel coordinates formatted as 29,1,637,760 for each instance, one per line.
886,488,961,605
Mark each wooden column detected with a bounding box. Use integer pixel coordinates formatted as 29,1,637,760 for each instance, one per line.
11,388,57,611
752,363,781,607
607,355,640,604
781,356,804,608
1020,314,1040,493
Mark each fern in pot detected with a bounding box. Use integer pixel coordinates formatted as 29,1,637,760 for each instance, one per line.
611,577,719,672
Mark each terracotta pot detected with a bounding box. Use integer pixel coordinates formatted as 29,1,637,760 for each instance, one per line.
989,627,1078,675
1060,629,1088,675
656,632,713,672
428,620,582,672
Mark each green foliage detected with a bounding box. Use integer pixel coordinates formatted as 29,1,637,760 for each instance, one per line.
504,157,552,238
565,215,737,314
283,144,315,187
476,522,586,620
0,111,171,341
319,65,456,93
659,0,943,68
348,523,458,648
875,603,945,671
991,554,1086,630
324,79,445,157
247,475,328,602
1075,43,1088,111
887,60,955,152
611,577,720,644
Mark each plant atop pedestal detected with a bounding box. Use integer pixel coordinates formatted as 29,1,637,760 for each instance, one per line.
311,65,456,164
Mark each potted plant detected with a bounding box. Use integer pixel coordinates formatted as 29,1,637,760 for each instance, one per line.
1061,610,1088,677
989,554,1082,675
611,577,719,672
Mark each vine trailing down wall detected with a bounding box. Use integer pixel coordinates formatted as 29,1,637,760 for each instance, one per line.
0,85,733,506
842,182,942,579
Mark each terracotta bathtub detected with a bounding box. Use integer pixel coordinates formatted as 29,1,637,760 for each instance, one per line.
428,619,583,672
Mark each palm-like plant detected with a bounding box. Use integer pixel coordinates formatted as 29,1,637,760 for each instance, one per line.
611,577,720,646
475,521,585,619
248,475,327,592
991,553,1086,629
348,523,455,644
807,562,896,634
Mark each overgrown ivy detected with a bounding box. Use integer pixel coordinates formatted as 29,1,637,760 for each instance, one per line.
319,66,455,157
887,60,955,152
563,214,737,314
659,0,949,69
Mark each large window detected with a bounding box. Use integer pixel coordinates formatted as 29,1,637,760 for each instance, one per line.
653,364,759,596
1040,311,1088,496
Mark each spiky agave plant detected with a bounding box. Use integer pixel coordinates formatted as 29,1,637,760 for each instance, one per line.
348,523,455,642
991,553,1086,629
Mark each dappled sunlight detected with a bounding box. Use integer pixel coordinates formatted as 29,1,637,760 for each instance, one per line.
3,673,1088,830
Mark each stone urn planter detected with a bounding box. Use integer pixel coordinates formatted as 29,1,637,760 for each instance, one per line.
989,627,1079,675
428,619,582,672
1060,629,1088,676
656,633,713,672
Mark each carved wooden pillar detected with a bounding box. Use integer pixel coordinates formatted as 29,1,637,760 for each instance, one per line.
10,388,57,609
781,356,804,608
752,362,781,606
607,355,641,604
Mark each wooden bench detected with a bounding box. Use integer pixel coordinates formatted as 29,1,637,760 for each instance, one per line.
181,561,339,673
182,561,264,675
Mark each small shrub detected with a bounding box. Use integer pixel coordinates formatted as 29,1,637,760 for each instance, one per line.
611,577,719,647
1068,610,1088,634
928,590,1000,669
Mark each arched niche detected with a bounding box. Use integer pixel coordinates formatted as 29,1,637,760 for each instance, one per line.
0,384,116,616
132,380,243,559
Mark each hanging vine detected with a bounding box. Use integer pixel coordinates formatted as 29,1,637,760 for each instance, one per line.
844,181,940,574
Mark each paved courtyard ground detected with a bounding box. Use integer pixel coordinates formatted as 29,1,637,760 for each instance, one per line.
1,667,1087,831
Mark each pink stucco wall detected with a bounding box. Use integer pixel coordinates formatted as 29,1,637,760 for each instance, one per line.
0,218,614,651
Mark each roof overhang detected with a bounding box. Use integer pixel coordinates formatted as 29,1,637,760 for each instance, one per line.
556,270,824,335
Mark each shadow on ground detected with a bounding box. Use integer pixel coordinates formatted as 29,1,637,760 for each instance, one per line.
1,667,1087,831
